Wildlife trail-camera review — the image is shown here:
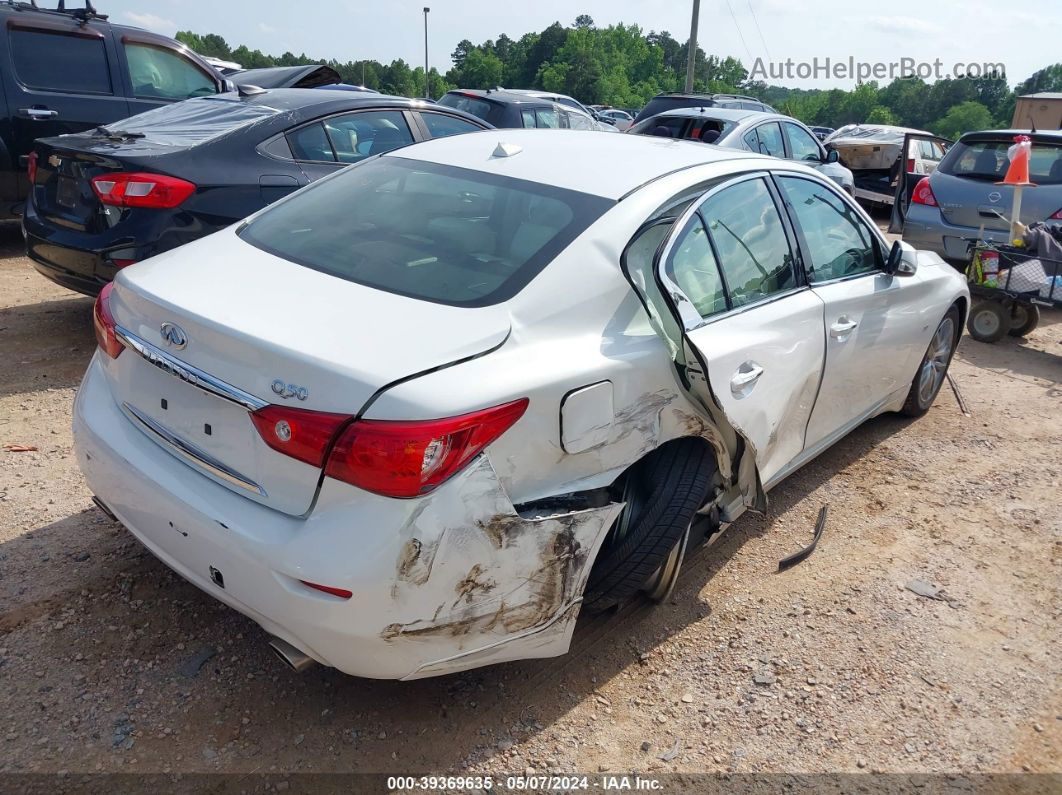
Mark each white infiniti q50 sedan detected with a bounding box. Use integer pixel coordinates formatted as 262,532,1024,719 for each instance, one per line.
74,129,969,679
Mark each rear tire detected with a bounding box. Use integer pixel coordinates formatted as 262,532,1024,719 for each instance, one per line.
966,300,1008,344
1007,303,1040,337
583,438,715,612
901,305,960,416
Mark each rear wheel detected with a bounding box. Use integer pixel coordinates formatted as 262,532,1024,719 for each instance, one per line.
1007,303,1040,337
583,438,715,611
966,299,1008,344
901,305,960,416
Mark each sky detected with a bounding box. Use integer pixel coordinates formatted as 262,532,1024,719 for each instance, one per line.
103,0,1056,90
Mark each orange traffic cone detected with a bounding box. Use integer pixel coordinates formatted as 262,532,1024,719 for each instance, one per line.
997,134,1036,187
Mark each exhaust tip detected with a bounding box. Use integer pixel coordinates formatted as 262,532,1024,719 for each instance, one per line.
267,636,315,673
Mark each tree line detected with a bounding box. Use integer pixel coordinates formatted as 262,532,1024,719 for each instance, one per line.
177,17,1062,139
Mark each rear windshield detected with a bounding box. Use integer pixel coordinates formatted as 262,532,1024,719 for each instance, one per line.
940,138,1062,185
237,157,613,307
98,96,280,151
437,93,495,122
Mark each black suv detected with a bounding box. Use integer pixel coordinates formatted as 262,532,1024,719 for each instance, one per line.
0,1,226,219
632,93,776,124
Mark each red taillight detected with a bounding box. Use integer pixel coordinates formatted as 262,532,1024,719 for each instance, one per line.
1050,208,1062,220
911,177,937,207
299,581,352,599
249,405,352,468
92,282,123,359
905,157,915,174
90,172,195,209
27,151,38,184
110,258,137,268
326,399,529,498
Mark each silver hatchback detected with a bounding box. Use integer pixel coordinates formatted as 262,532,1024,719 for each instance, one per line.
897,130,1062,264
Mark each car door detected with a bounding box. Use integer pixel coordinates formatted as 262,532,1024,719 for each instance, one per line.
889,132,952,233
116,34,222,116
286,109,417,182
777,172,931,454
4,17,128,202
654,173,826,486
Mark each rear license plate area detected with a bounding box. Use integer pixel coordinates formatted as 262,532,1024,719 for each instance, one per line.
56,175,79,208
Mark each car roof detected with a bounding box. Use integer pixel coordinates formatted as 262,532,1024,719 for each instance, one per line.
231,88,428,112
383,128,770,200
445,89,555,106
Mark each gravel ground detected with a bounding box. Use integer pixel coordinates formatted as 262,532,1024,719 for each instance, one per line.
0,219,1059,780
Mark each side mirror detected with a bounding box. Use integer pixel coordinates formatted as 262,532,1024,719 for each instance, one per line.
883,240,918,276
825,149,839,164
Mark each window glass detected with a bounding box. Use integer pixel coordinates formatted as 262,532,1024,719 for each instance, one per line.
421,112,482,138
323,111,413,164
124,43,215,100
779,176,878,282
535,109,561,128
665,216,728,317
437,93,494,122
755,122,785,157
630,114,687,138
941,139,1062,185
238,157,612,307
520,109,536,128
785,123,822,162
287,123,334,162
566,111,593,130
742,128,760,152
700,178,794,306
10,30,111,94
739,101,762,111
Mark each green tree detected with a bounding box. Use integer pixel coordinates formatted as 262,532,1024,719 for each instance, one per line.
865,106,897,124
931,101,994,140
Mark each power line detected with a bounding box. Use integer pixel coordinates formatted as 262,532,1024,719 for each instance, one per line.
724,0,754,62
746,0,772,61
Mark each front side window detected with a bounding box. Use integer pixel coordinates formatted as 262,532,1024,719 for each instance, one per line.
323,111,414,164
421,112,482,138
778,176,879,282
124,43,215,100
755,122,785,157
665,216,728,318
784,123,822,162
10,29,111,94
699,177,795,307
238,157,612,306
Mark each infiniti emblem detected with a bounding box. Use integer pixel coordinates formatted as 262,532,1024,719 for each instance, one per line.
160,322,188,349
988,191,1001,203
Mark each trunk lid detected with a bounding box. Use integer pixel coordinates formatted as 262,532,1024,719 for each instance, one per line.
107,229,512,516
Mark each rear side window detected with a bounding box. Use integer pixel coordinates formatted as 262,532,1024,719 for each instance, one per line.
520,110,536,128
665,216,728,317
699,178,795,307
288,123,334,162
437,93,494,122
420,112,482,138
754,123,785,157
238,157,613,306
124,43,215,100
940,139,1062,185
536,109,561,129
10,29,111,94
323,111,414,164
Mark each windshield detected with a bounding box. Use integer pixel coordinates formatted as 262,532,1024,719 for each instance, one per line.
939,138,1062,185
238,157,613,307
99,96,280,150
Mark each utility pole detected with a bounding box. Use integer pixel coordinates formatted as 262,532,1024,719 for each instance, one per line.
684,0,700,93
423,7,431,99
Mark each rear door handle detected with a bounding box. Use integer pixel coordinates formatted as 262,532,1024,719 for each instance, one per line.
730,362,764,393
18,107,58,120
830,318,859,338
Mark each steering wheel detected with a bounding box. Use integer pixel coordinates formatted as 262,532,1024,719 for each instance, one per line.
841,247,866,274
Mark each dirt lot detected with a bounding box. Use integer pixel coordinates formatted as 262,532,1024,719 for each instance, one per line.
0,218,1059,782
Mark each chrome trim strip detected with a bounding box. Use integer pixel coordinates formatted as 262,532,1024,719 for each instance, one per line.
115,325,268,411
121,402,267,497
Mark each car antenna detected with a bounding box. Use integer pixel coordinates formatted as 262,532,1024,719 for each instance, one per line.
1028,113,1037,134
237,84,268,98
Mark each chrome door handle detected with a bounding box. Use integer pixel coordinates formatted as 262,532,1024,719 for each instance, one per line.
730,362,764,393
830,318,859,338
18,107,58,120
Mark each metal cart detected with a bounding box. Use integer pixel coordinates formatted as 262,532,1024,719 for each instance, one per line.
964,243,1061,343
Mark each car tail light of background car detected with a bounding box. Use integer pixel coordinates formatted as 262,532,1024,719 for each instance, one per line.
92,282,124,359
911,177,938,207
1050,208,1062,220
90,172,195,209
906,157,915,174
251,399,529,498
